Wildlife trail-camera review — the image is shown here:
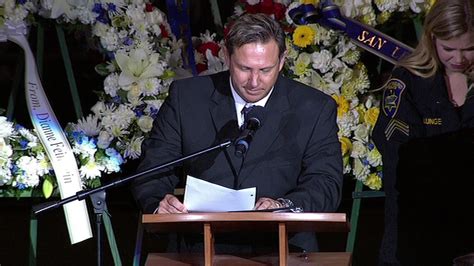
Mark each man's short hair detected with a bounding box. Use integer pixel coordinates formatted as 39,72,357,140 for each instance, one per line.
225,13,286,58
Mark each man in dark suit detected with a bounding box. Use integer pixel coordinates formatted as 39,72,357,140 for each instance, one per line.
131,13,343,252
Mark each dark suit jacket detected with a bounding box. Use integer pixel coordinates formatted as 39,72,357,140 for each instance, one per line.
131,71,343,251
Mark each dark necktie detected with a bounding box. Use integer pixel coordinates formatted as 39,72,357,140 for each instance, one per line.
241,105,254,129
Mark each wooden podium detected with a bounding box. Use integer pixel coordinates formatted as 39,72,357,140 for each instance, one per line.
142,212,351,266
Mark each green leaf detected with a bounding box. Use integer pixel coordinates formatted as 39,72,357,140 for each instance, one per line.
42,176,54,199
95,63,112,76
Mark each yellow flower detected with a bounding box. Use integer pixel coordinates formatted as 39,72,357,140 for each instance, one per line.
377,11,391,24
341,81,357,99
364,107,380,128
332,95,350,118
364,173,382,190
356,105,366,123
340,137,352,156
292,25,315,48
300,0,319,5
360,12,376,26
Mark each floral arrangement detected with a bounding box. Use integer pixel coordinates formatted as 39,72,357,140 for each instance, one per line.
1,0,181,197
0,116,54,197
0,0,434,197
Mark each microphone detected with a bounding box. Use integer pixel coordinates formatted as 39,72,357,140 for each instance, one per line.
235,106,265,158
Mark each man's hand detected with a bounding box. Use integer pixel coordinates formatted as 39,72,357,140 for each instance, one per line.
254,197,283,210
156,194,188,214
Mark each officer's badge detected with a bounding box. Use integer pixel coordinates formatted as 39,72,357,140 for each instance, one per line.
382,79,405,118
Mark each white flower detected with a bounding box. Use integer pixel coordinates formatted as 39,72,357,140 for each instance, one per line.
374,0,399,13
79,159,103,180
354,124,370,142
0,138,13,166
311,49,333,73
246,0,260,5
97,130,113,149
351,141,367,159
337,112,357,137
15,156,41,188
353,158,370,181
72,135,97,158
124,136,143,159
18,127,39,148
75,115,102,137
101,105,135,137
335,0,372,18
144,99,164,114
102,148,124,173
0,166,12,186
127,84,142,105
367,147,382,167
91,101,106,116
115,48,166,86
199,49,227,75
0,117,14,139
137,115,153,133
104,73,120,97
139,77,162,96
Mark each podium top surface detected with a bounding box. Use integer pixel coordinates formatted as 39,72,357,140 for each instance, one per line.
142,212,349,233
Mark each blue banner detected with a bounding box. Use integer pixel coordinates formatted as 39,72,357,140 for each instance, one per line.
289,1,413,64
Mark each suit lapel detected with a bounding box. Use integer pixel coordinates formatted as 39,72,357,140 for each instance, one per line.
238,75,290,186
208,72,243,182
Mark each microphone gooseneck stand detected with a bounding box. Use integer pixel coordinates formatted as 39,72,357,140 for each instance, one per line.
33,140,232,266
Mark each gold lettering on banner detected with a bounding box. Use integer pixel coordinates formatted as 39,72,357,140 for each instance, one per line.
391,46,401,58
423,118,442,125
356,30,387,50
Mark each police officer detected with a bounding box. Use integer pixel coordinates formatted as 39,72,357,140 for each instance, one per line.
372,0,474,265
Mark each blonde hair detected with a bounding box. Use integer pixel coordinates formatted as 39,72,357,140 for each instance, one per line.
398,0,474,78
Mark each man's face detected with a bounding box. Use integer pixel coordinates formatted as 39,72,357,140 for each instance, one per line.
226,40,285,103
435,32,474,74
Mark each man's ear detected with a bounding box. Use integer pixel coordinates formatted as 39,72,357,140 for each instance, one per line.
278,50,288,71
223,46,231,67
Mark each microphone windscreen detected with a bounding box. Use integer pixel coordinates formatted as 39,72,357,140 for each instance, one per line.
244,106,266,127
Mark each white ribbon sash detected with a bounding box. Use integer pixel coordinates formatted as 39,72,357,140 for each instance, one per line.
1,22,92,244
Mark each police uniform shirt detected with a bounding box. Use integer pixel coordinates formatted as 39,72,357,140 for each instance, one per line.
373,66,474,264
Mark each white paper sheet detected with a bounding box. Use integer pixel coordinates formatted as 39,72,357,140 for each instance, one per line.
183,175,256,212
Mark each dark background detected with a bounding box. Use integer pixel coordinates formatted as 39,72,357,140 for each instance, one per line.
0,1,414,265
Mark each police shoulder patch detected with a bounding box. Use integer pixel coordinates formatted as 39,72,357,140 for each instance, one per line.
382,78,406,118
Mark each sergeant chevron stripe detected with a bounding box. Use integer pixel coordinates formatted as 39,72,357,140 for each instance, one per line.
385,119,409,140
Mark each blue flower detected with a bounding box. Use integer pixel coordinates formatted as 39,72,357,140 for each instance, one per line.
107,3,117,12
17,0,27,5
16,183,27,190
92,3,103,13
105,148,124,165
112,96,122,104
19,139,29,149
123,37,133,46
362,158,370,166
92,4,110,24
149,107,159,117
367,142,375,150
72,131,85,144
